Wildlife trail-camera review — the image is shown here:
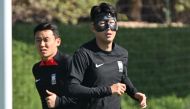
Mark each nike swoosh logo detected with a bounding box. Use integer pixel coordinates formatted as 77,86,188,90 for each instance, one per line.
35,79,40,83
95,63,104,68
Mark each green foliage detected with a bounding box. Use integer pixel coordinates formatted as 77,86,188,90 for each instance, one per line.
122,95,190,109
13,23,190,109
148,95,185,109
12,0,116,24
13,40,41,109
176,0,190,12
117,27,190,95
117,13,128,21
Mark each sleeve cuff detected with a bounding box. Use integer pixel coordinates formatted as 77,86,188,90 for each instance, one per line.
55,96,61,108
106,86,112,95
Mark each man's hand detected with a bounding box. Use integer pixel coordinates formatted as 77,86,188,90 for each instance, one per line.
134,92,147,108
45,90,57,108
110,83,126,96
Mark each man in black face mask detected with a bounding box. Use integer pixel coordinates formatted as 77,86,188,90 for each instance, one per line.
93,12,118,32
67,2,147,109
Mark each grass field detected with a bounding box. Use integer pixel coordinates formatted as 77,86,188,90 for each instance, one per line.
13,22,190,109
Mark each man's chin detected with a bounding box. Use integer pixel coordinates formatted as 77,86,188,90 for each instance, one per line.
40,54,49,59
104,39,113,44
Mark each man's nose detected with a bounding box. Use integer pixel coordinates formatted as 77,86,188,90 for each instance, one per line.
40,40,45,46
106,23,111,30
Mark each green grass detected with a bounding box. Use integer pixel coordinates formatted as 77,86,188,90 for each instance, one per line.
13,22,190,109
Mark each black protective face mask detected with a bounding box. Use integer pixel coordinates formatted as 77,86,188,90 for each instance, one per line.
94,13,118,32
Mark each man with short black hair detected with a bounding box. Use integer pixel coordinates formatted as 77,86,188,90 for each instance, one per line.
32,22,77,109
67,3,147,109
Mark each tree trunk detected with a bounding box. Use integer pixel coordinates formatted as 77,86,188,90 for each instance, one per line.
129,0,142,21
116,0,142,21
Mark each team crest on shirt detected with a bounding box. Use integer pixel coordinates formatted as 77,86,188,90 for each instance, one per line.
51,73,56,85
117,61,123,72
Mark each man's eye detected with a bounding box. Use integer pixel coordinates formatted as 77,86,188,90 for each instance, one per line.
109,21,116,25
98,21,106,26
44,39,49,42
35,39,41,42
99,24,105,26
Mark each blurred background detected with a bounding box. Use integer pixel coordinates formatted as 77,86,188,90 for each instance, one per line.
13,0,190,109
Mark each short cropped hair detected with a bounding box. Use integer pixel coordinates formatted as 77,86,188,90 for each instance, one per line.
90,2,117,22
33,22,60,38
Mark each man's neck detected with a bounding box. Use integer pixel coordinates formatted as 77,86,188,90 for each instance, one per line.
41,49,58,61
96,39,113,52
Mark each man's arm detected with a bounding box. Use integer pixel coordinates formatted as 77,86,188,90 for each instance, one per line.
122,63,147,108
134,92,147,108
45,90,78,108
67,49,126,98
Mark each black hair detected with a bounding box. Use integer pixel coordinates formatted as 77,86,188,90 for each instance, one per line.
90,2,117,22
33,22,60,38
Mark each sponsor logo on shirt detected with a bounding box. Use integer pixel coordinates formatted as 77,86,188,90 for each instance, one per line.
35,79,40,83
95,63,104,68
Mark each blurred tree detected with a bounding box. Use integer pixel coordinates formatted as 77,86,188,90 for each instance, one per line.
117,0,165,23
116,0,190,24
12,0,190,24
12,0,117,24
116,0,142,21
175,0,190,23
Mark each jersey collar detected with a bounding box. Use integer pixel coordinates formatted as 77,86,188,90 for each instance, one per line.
39,51,62,66
93,38,116,54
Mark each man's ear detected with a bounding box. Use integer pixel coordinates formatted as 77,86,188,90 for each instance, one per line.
91,23,96,33
56,37,61,46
